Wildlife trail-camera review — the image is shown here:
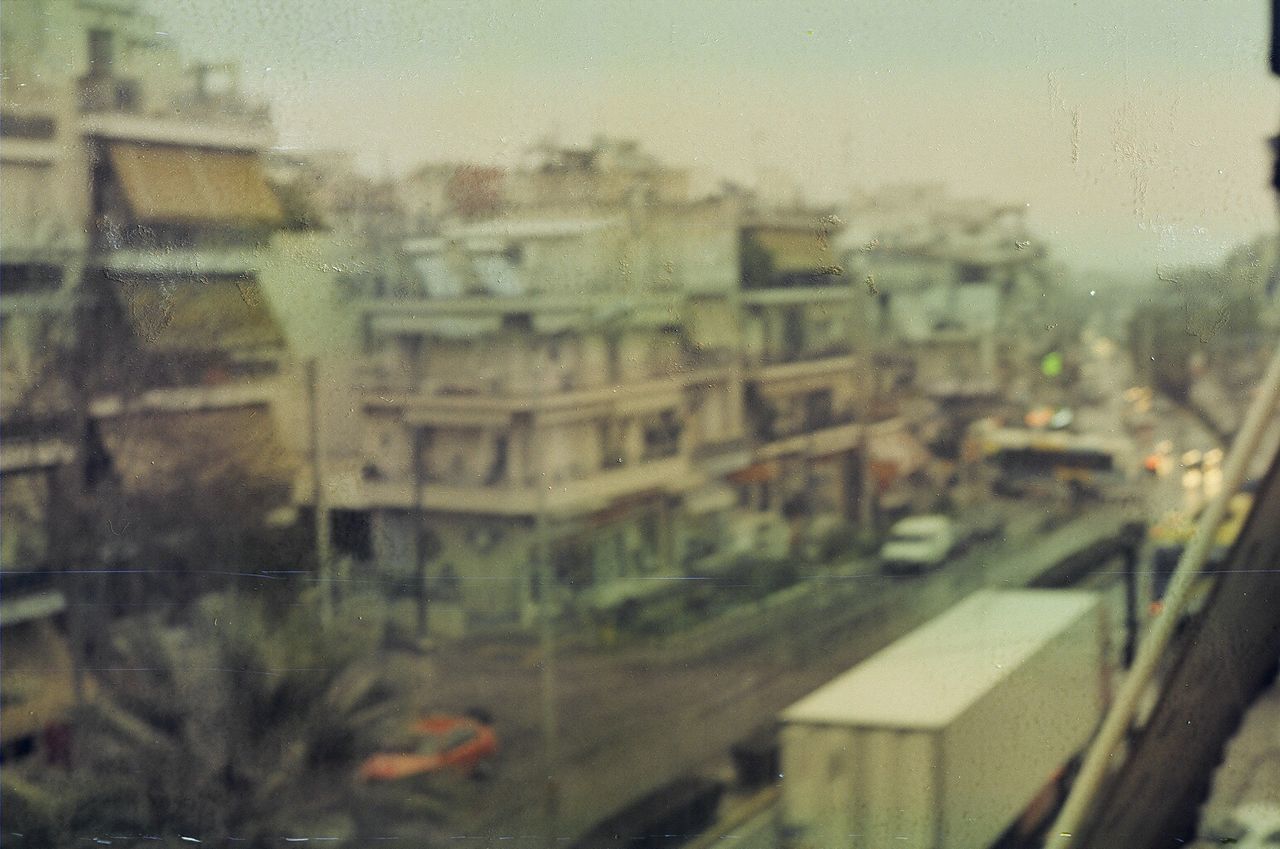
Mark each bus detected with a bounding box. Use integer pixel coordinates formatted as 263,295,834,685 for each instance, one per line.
966,421,1134,500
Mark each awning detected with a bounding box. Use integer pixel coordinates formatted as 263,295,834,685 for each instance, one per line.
0,619,75,743
109,274,285,353
97,404,296,502
108,142,282,225
728,461,780,484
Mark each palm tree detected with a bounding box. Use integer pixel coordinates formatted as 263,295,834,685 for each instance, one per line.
2,592,434,848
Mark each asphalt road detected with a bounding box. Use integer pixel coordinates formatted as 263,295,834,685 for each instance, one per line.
358,344,1237,849
372,501,1137,849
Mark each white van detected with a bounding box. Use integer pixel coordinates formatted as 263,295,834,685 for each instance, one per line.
879,514,955,574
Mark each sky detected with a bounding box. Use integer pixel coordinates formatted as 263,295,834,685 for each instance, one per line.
147,0,1279,276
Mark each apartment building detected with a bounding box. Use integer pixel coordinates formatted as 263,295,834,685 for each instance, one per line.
337,202,736,631
327,138,899,634
1,25,85,762
736,210,871,526
1,0,300,753
845,187,1048,408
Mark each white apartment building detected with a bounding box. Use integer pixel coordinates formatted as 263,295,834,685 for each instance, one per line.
333,144,894,634
337,201,744,632
844,188,1049,406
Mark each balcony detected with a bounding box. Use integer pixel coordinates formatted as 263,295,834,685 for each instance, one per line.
1,110,60,166
78,75,141,113
754,420,862,461
99,246,260,276
88,376,279,418
690,436,753,477
753,343,853,367
78,76,273,150
745,353,859,392
740,277,855,300
360,456,695,516
0,439,76,475
364,366,714,421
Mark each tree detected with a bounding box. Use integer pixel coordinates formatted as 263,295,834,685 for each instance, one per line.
1128,263,1266,403
2,594,418,848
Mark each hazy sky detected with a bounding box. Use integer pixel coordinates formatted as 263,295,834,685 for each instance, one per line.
148,1,1278,276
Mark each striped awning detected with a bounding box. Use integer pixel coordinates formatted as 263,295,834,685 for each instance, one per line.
108,142,282,225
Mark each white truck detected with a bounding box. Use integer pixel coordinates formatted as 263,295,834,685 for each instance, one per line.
778,589,1107,849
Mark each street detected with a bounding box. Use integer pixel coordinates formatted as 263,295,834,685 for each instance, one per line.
364,340,1242,849
377,500,1138,848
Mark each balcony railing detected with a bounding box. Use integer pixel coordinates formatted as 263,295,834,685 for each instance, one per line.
749,409,857,443
752,343,853,367
362,456,692,515
741,269,850,291
93,218,270,254
78,75,270,126
357,361,710,404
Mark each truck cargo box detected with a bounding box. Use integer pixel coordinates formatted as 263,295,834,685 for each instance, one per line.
779,589,1105,849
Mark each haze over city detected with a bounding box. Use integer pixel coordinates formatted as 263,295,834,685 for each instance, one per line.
144,0,1278,277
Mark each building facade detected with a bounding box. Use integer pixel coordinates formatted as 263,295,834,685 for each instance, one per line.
1,0,301,757
333,145,893,634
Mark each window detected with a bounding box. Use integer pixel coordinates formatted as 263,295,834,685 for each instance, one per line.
331,510,373,561
1,264,62,295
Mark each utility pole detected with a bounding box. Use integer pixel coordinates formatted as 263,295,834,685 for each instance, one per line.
534,458,560,849
307,358,333,625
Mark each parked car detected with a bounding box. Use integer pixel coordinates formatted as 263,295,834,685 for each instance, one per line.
879,515,955,574
359,711,498,782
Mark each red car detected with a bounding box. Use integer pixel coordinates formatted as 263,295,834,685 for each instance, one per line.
359,712,498,782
